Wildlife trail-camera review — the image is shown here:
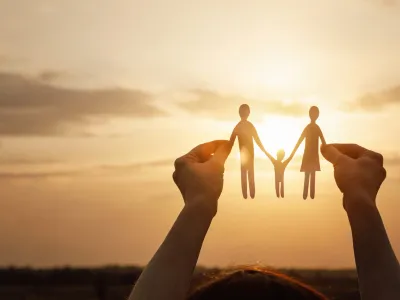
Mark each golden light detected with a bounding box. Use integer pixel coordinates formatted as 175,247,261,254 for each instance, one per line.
231,115,307,161
256,115,306,159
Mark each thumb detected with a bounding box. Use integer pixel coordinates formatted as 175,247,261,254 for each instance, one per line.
211,141,232,166
321,144,347,166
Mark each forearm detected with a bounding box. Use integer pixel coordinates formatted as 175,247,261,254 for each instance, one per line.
345,195,400,300
129,203,213,300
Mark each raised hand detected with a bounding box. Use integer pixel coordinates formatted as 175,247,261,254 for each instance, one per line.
130,140,232,300
321,144,400,300
321,143,386,210
173,140,232,216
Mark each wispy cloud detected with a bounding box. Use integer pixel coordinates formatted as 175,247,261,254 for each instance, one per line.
0,170,81,180
373,0,397,6
0,158,173,181
178,89,308,120
0,151,398,182
352,85,400,111
342,85,400,112
99,159,173,172
0,71,166,136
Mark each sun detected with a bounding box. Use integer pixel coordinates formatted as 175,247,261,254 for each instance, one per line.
230,114,308,161
254,115,306,159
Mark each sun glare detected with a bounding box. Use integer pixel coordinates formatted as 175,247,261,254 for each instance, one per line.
232,115,307,161
257,115,306,158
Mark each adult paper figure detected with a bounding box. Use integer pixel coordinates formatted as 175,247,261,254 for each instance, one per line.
230,104,268,199
289,106,326,199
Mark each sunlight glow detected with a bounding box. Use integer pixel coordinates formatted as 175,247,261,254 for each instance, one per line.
256,115,306,159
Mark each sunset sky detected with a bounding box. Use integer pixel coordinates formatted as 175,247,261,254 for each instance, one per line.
1,0,400,268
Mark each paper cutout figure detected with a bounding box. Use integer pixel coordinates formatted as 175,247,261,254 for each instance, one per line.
230,104,268,199
289,106,326,200
265,149,292,198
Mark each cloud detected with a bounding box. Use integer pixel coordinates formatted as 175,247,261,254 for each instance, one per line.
0,158,173,181
385,154,400,166
0,170,81,180
0,156,61,165
365,0,397,6
376,0,397,6
178,89,308,120
99,159,173,172
0,72,165,136
37,70,67,82
354,85,400,111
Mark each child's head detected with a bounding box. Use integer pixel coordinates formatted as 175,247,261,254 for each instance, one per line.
309,106,320,122
239,104,250,120
277,149,285,161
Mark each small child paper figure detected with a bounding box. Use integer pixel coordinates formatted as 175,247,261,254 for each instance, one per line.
265,149,292,198
230,104,268,199
289,106,326,200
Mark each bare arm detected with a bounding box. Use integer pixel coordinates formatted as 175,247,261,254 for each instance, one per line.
129,141,231,300
347,199,400,300
129,203,213,300
322,144,400,300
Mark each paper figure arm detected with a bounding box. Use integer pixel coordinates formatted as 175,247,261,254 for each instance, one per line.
264,151,276,164
251,124,268,154
229,126,237,146
319,126,326,146
289,128,306,159
283,157,292,168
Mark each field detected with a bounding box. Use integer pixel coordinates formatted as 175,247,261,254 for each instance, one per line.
0,267,360,300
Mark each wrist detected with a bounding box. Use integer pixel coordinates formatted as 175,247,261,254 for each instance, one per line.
343,191,377,215
184,198,217,221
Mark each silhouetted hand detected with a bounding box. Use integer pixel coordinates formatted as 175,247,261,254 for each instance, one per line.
173,140,232,216
321,144,386,210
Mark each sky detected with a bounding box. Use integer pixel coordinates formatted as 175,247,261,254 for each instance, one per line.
1,0,400,268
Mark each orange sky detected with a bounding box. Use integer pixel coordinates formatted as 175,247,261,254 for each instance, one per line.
0,0,400,268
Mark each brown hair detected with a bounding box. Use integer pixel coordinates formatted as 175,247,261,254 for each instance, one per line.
188,266,328,300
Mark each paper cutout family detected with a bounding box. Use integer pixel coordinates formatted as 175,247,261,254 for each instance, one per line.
230,104,326,200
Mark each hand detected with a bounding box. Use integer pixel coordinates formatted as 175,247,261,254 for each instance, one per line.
173,140,232,216
321,144,386,211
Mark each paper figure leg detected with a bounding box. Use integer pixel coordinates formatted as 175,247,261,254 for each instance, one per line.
310,172,316,199
281,180,285,198
241,165,248,199
248,161,255,199
275,179,280,198
303,172,310,200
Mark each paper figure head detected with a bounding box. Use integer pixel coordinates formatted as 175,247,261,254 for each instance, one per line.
277,149,285,161
239,104,250,120
309,106,320,122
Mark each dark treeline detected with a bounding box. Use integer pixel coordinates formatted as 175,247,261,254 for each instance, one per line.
0,267,360,300
0,266,357,286
0,266,143,286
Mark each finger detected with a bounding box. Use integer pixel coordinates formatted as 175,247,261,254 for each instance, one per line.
186,140,228,163
328,144,370,159
321,144,348,165
329,143,383,165
211,141,232,165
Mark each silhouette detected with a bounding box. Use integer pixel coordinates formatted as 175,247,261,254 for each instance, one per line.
289,106,326,199
230,104,268,199
265,149,292,198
